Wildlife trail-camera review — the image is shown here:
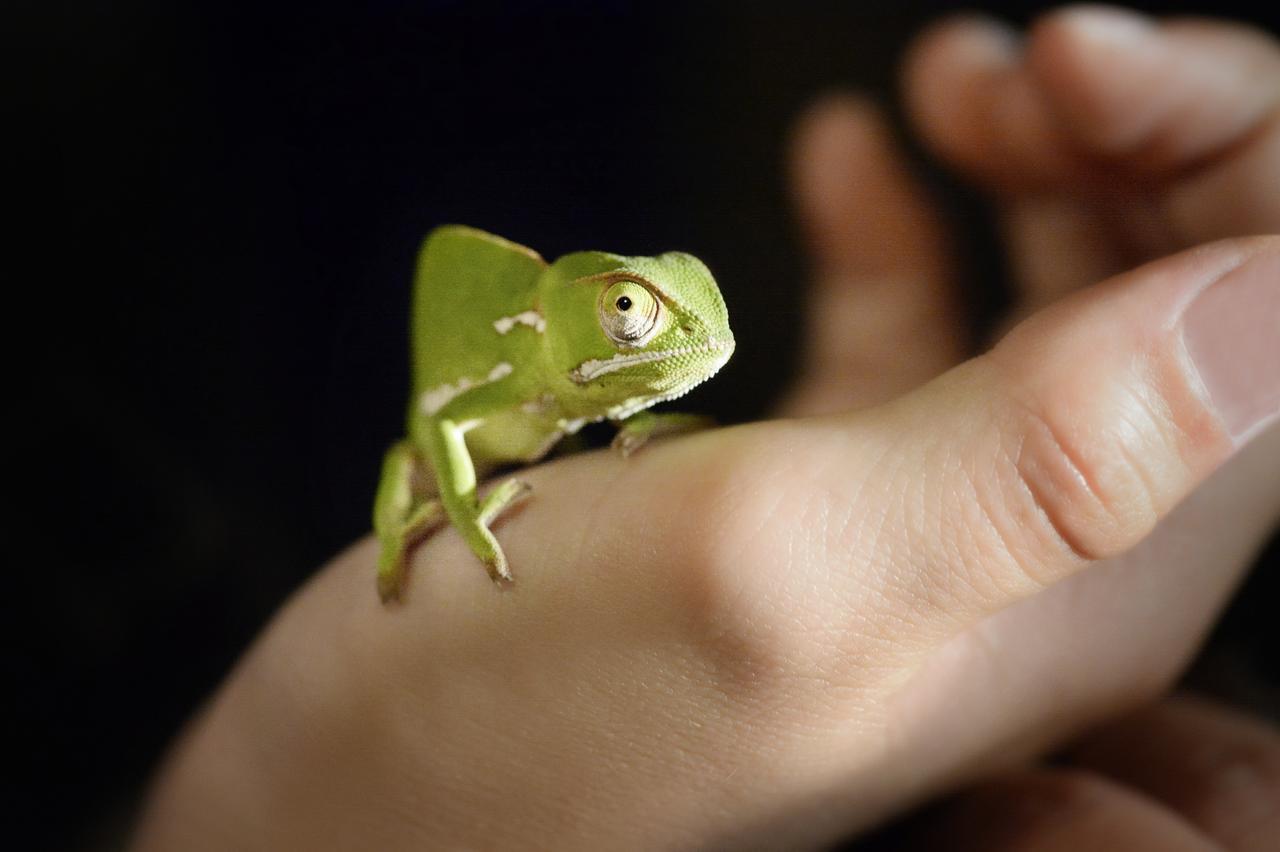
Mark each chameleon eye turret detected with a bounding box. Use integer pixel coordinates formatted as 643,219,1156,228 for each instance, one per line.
598,278,661,345
372,225,732,602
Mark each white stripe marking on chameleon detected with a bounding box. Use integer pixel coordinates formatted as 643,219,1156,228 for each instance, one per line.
558,416,592,435
493,310,546,334
521,392,555,415
569,339,730,383
419,362,515,416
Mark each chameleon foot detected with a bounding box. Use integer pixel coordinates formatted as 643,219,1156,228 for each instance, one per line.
464,478,532,584
611,412,716,457
374,498,445,603
478,478,532,525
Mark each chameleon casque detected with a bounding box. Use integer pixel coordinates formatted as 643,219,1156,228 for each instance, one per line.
373,225,734,601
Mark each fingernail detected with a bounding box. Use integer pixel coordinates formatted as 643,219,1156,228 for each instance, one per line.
1182,253,1280,443
1056,5,1157,48
946,14,1021,62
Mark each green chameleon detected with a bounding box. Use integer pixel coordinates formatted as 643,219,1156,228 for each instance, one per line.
373,225,734,601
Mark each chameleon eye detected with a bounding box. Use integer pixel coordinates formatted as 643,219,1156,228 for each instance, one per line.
599,280,660,346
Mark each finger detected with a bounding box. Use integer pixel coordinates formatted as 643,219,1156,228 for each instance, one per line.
1029,7,1280,244
917,64,1172,320
902,15,1090,193
1069,695,1280,852
903,8,1280,201
883,769,1217,851
1028,8,1280,174
782,95,964,416
828,238,1280,639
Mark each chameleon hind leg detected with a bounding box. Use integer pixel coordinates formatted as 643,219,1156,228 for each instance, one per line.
373,441,446,602
426,418,532,584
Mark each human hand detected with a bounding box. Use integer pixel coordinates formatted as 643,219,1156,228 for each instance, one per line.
133,7,1280,851
783,0,1280,830
878,694,1279,851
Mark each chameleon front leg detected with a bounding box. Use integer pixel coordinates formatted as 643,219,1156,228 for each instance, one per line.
611,411,716,457
425,418,531,584
373,441,446,602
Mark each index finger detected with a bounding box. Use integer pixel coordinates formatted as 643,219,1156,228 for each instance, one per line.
903,7,1280,209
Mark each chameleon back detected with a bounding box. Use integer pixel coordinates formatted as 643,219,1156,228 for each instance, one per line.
410,225,549,401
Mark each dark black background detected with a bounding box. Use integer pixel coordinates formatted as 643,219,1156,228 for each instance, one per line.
15,2,1279,849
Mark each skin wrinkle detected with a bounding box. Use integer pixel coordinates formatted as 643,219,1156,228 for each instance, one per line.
874,431,975,643
859,461,894,578
1012,428,1098,568
931,441,979,614
811,424,885,620
967,429,1060,600
847,449,924,653
890,432,962,616
1111,380,1176,531
802,489,909,687
934,520,983,632
923,442,984,622
1003,363,1108,519
991,327,1200,571
820,431,916,660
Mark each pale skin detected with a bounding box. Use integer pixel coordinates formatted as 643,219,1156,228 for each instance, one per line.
373,226,733,600
133,6,1280,850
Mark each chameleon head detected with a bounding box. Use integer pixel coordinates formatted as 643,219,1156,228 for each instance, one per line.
545,250,734,416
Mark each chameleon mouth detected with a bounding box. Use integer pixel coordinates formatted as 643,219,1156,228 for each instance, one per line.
569,338,733,384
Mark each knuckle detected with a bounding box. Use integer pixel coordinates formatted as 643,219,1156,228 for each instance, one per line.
1006,391,1155,566
666,436,873,716
973,353,1194,583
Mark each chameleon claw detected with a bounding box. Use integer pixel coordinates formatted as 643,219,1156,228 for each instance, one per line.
610,430,647,457
612,412,715,458
378,572,403,604
483,550,514,585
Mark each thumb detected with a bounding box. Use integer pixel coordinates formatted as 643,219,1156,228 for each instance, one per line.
829,237,1280,638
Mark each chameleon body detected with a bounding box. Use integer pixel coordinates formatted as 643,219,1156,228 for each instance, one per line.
373,225,734,600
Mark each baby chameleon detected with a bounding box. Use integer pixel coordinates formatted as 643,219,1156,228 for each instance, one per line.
373,225,734,601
